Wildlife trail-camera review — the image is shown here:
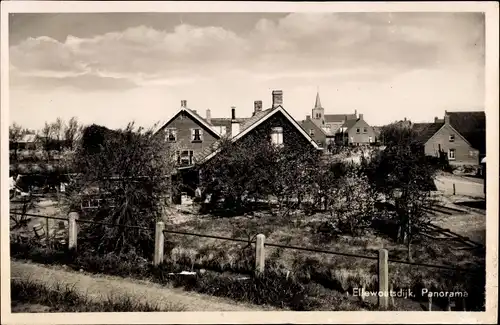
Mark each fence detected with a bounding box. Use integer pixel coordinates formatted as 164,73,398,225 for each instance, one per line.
10,211,480,310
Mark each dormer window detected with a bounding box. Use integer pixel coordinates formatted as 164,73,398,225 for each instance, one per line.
165,128,177,142
271,127,284,147
449,135,455,142
309,129,315,137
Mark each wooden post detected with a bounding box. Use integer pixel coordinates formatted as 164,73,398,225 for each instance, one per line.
46,216,50,248
68,212,79,251
378,249,389,309
428,294,432,311
255,234,266,275
453,183,456,195
447,297,452,311
154,221,165,266
390,283,395,307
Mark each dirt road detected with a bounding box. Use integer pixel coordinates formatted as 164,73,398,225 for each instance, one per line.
10,260,275,312
434,175,485,199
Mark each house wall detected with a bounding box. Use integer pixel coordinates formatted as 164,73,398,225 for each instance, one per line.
347,120,376,145
424,124,479,165
239,111,320,152
157,111,220,160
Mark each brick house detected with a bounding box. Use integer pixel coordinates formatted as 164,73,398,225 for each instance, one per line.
195,90,323,165
334,114,377,146
412,111,486,165
154,100,224,168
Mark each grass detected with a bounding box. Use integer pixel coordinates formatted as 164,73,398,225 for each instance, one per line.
10,198,485,311
11,277,185,312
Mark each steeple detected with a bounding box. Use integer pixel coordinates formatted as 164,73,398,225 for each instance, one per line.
314,90,322,109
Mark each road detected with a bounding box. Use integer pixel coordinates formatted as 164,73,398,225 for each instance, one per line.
434,175,485,199
10,260,275,312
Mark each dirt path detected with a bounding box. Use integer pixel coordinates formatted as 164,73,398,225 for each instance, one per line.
10,260,275,312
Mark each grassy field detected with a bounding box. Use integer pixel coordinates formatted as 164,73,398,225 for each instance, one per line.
10,195,486,311
163,206,484,298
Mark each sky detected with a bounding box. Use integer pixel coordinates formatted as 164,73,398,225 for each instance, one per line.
9,12,485,130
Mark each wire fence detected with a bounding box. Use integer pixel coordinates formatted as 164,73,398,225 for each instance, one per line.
10,211,481,274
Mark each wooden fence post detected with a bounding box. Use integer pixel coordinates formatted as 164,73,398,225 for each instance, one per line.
428,294,432,311
46,216,50,248
255,234,266,275
378,248,389,309
453,183,456,195
68,212,79,251
154,221,165,266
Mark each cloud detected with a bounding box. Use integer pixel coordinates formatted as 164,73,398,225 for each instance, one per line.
9,12,484,91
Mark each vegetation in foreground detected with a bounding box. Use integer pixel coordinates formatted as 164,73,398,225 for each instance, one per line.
11,277,185,312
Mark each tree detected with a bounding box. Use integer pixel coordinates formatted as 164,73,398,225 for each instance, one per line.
364,122,439,260
198,128,320,217
63,117,81,150
9,123,24,162
69,123,177,257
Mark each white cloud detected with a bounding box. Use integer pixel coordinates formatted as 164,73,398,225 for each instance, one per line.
10,12,483,91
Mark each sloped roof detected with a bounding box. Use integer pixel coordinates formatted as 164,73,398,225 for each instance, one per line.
155,108,221,138
314,92,322,109
412,122,445,143
447,111,486,152
325,113,357,123
239,109,274,132
341,118,360,129
193,105,322,166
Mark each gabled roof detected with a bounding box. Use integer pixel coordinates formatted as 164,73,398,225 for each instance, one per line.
447,111,486,152
155,107,221,138
412,122,445,143
325,113,357,123
299,118,327,136
341,118,361,130
193,105,323,165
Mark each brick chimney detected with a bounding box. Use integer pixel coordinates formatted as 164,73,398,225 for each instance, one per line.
206,109,211,124
231,107,240,136
355,109,358,118
306,115,311,120
254,100,263,116
434,116,439,123
359,114,364,120
272,90,283,108
444,110,450,124
181,100,187,108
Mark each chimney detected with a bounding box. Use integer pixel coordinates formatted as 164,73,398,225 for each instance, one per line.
434,116,439,123
272,90,283,108
206,109,211,124
359,114,364,120
254,100,263,115
231,106,240,136
355,109,358,118
306,115,311,120
444,111,450,124
181,100,187,108
192,110,197,114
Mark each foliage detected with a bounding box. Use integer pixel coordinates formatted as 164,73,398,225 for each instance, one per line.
198,124,320,216
68,123,176,257
363,123,440,253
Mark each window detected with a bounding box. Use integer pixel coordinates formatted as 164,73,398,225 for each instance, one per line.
177,150,194,166
216,126,227,136
469,150,477,157
449,135,455,142
448,149,456,160
363,127,367,133
309,129,315,137
356,128,360,134
369,136,373,143
191,128,203,142
271,127,284,147
165,128,177,142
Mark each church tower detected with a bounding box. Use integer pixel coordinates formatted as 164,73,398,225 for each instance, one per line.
311,91,325,126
